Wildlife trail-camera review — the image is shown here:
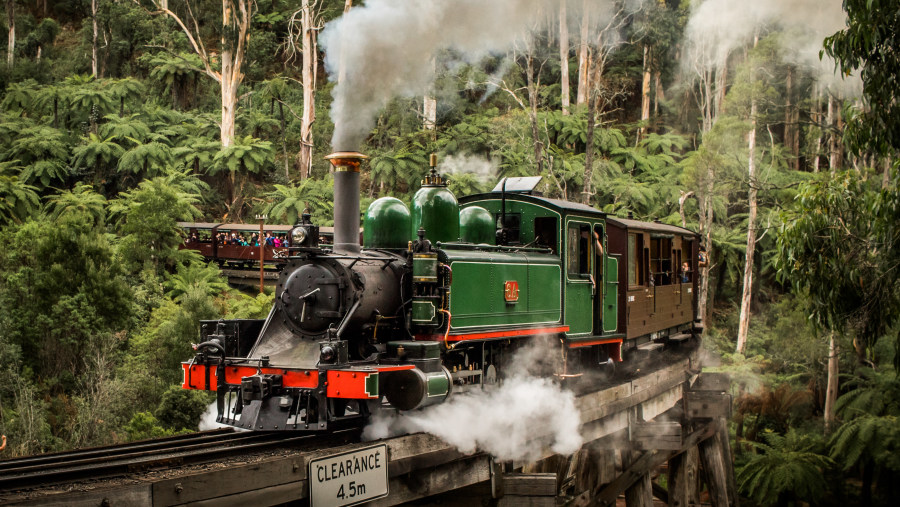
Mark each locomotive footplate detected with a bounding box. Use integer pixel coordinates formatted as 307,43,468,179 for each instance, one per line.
181,361,416,431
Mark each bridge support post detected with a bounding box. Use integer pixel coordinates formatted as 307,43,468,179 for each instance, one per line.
623,450,653,507
667,445,699,507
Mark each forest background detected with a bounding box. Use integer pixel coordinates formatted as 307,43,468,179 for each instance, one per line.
0,1,898,505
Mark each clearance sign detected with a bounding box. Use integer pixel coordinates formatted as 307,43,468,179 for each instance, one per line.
309,444,389,506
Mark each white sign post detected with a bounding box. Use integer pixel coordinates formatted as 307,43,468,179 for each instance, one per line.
308,444,389,507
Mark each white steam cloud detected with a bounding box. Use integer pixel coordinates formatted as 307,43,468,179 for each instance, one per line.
438,154,499,181
320,0,638,151
683,0,859,95
362,337,583,462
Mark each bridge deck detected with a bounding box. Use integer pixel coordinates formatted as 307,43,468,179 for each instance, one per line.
0,348,733,507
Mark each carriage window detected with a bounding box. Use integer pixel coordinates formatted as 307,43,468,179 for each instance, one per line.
650,236,673,286
567,224,591,277
628,234,637,286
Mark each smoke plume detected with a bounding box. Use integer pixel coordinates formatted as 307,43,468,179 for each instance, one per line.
362,337,583,462
438,154,499,181
683,0,859,95
320,0,638,151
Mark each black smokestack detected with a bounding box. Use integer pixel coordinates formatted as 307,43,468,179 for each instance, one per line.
325,152,368,253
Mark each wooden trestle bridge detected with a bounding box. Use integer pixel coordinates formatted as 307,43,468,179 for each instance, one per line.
0,348,736,507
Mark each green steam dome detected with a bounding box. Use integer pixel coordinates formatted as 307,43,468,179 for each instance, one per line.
459,206,494,244
411,170,459,243
364,197,411,249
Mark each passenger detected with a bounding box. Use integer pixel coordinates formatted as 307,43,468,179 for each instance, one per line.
593,230,605,256
265,232,274,246
273,236,281,248
698,247,708,268
681,262,690,283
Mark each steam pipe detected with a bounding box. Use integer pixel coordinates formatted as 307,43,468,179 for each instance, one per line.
326,152,368,253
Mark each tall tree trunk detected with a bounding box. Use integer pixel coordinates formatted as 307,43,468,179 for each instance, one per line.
785,66,798,171
829,95,843,173
423,58,437,130
576,0,589,106
6,0,14,69
824,331,839,433
639,45,651,138
582,94,597,205
736,95,758,354
736,36,759,355
883,156,892,189
91,0,98,77
698,166,714,327
813,82,822,172
525,51,543,174
299,0,317,179
558,0,570,115
653,71,662,116
713,55,727,121
279,100,289,180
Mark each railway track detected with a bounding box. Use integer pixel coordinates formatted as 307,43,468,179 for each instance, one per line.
0,427,358,490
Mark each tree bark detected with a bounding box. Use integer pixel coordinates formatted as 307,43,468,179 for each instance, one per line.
829,95,843,173
582,92,597,205
91,0,98,77
299,0,318,179
639,45,651,138
424,58,437,130
736,38,759,355
785,66,799,171
6,0,14,69
525,50,543,175
576,0,589,106
558,0,570,115
824,331,839,433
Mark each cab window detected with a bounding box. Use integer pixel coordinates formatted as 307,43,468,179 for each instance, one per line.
567,224,591,277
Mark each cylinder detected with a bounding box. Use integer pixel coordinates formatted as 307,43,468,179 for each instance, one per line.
326,152,368,253
382,367,452,411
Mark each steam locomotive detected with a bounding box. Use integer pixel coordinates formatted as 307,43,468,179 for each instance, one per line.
182,152,701,432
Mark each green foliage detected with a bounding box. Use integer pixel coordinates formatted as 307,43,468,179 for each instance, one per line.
824,0,900,156
829,369,900,473
0,219,132,378
211,135,274,175
0,161,39,225
44,182,107,228
737,429,833,505
264,179,335,226
109,173,203,273
154,386,210,432
123,412,178,441
165,261,230,302
775,171,900,363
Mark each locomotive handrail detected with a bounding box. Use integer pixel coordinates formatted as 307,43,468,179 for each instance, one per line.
434,242,554,254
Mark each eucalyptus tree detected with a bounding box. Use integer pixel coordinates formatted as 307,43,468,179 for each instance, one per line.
139,0,255,149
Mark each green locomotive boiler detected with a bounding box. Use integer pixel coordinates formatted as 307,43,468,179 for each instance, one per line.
182,152,701,432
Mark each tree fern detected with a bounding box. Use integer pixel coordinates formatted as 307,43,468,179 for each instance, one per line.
737,429,833,505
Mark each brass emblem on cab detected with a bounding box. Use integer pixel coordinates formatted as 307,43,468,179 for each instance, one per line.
504,281,519,303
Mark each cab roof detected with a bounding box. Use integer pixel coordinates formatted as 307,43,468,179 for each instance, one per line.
459,192,605,217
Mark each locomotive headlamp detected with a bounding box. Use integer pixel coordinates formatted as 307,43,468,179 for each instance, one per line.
320,345,336,363
291,226,308,245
